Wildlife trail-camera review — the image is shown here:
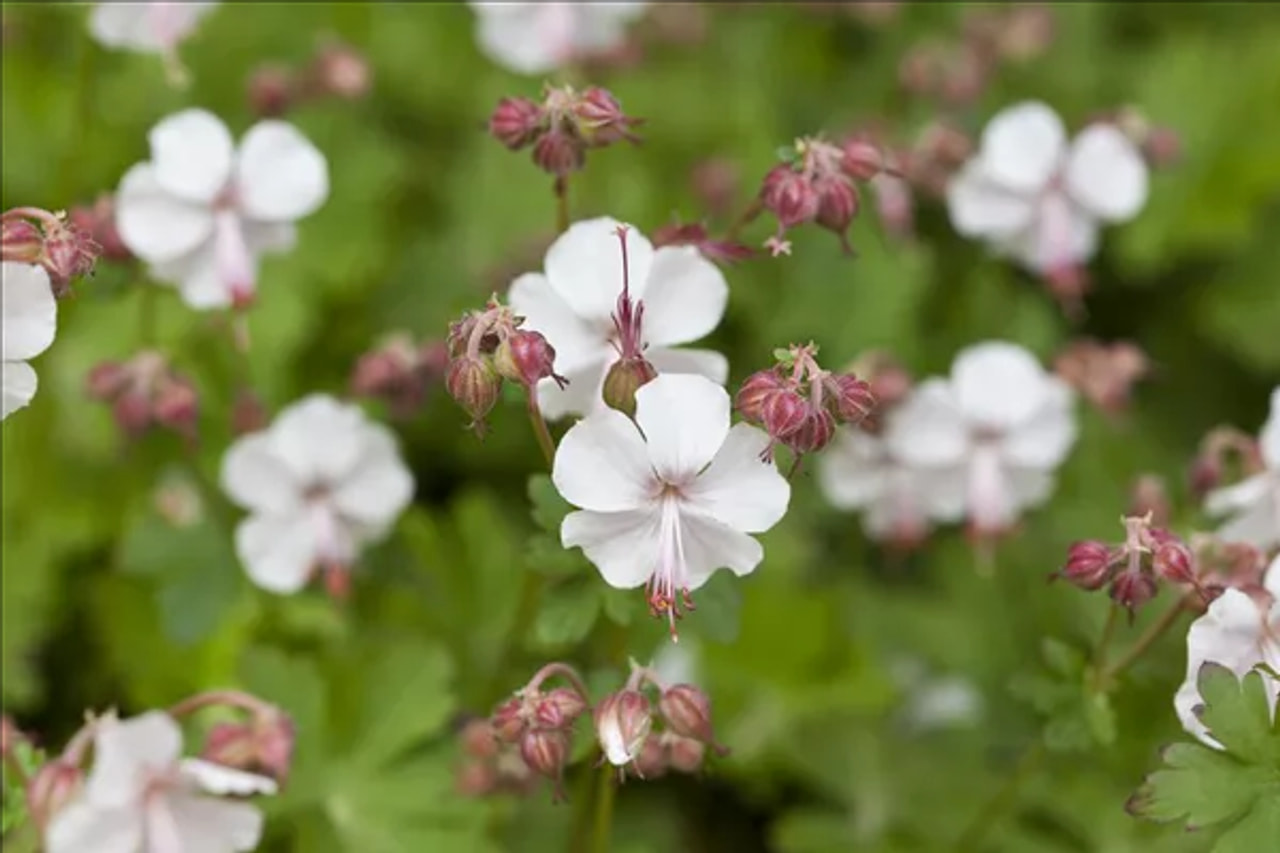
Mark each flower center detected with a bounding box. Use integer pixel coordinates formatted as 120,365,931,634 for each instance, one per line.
302,485,355,595
646,486,695,641
967,441,1012,534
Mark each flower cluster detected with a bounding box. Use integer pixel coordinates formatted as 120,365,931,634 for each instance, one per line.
2,206,100,297
247,39,372,118
86,351,200,441
1055,513,1199,616
1052,338,1150,417
484,663,590,799
489,84,643,179
350,333,449,420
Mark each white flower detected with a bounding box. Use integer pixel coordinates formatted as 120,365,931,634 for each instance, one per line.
45,710,275,853
468,2,648,75
885,341,1078,534
2,262,58,421
552,373,789,634
220,394,413,594
947,101,1149,276
508,217,729,420
115,108,328,311
89,2,218,56
1205,387,1280,551
817,425,966,546
1175,554,1280,747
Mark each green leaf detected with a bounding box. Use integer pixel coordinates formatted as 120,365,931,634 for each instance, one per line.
1196,665,1278,762
528,474,572,534
685,572,743,644
1083,690,1117,747
533,581,601,648
238,647,330,807
601,586,640,627
353,641,455,769
526,533,585,578
1215,798,1280,853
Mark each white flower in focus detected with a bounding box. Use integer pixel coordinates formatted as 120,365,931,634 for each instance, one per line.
115,108,328,310
553,373,789,636
220,394,413,594
45,711,275,853
947,101,1149,277
89,2,218,56
509,217,729,420
1204,387,1280,551
1175,554,1280,747
468,2,648,75
2,262,57,420
886,341,1078,535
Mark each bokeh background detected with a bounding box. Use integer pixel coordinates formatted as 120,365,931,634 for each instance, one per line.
4,3,1280,851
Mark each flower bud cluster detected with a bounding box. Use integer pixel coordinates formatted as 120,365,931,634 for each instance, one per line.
483,664,590,800
1053,338,1151,418
350,333,449,419
247,39,371,118
652,220,754,266
454,718,538,798
489,84,642,179
200,708,295,786
736,342,876,461
1187,426,1264,501
1184,534,1271,608
86,350,200,441
2,206,100,297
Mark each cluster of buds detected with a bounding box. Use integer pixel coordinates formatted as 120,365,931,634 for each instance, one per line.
85,351,200,442
1184,534,1272,607
2,206,100,296
1187,426,1264,500
1053,339,1151,418
445,297,565,435
247,38,371,118
736,343,876,464
454,718,538,798
1054,513,1201,616
486,663,590,800
489,84,642,179
350,333,449,419
758,136,885,255
842,349,913,429
199,705,295,786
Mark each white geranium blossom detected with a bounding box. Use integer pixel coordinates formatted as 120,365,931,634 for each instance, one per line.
89,2,218,56
221,394,413,594
115,108,328,310
468,2,648,75
553,374,789,634
509,217,729,420
1204,387,1280,551
45,711,275,853
1175,554,1280,747
2,262,57,420
947,101,1149,276
885,341,1078,535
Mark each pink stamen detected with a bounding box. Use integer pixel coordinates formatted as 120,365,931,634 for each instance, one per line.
213,210,255,308
645,492,694,642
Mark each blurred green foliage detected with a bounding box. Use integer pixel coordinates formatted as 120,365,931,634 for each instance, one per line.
3,3,1280,851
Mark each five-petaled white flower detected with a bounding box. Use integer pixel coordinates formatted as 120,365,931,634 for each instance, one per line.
1175,554,1280,748
947,101,1149,277
468,2,648,75
115,108,328,311
552,373,790,636
509,217,729,420
45,710,276,853
885,341,1078,535
89,2,218,56
2,262,58,421
220,394,414,595
1204,387,1280,551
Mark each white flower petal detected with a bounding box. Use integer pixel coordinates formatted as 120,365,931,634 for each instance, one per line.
552,408,653,511
597,716,632,766
817,429,889,510
977,101,1067,193
684,423,790,533
45,799,141,853
149,109,235,204
1064,124,1149,223
562,508,660,589
268,395,368,485
945,161,1037,238
165,793,265,853
1005,465,1056,511
1,361,38,420
637,246,728,348
634,373,730,481
508,271,610,375
535,359,608,420
1177,589,1270,747
89,2,217,53
951,341,1052,431
565,2,648,52
2,262,56,361
1264,553,1280,600
178,759,278,796
235,513,318,594
472,2,570,75
220,433,304,514
679,510,764,590
1260,387,1280,469
915,465,970,523
1000,378,1077,469
329,426,414,528
644,347,730,386
1212,489,1280,551
235,121,329,222
242,220,297,254
86,711,182,808
115,163,216,264
883,379,969,468
544,217,655,323
88,4,149,49
1204,473,1269,518
1004,191,1099,274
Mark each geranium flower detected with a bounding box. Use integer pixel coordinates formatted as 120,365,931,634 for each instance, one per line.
88,2,218,56
885,341,1077,536
508,217,729,420
468,2,648,75
552,373,789,636
1175,554,1280,747
946,101,1148,278
1205,387,1280,551
115,108,328,310
2,262,57,420
45,710,276,853
220,394,413,595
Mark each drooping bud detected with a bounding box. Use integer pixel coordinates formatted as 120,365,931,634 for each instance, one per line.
1,216,43,263
1053,339,1150,417
651,220,754,266
602,356,658,418
574,87,642,146
489,97,544,150
785,408,837,454
3,208,101,297
495,330,566,391
761,389,809,440
658,684,722,749
1109,568,1159,614
826,373,876,424
26,760,83,830
446,356,501,432
627,733,668,780
814,174,859,252
309,40,371,100
735,369,786,424
533,687,588,730
532,129,586,177
152,374,200,437
201,708,295,785
841,139,884,181
1055,540,1115,590
1153,538,1195,587
519,728,570,790
248,64,295,118
666,735,707,774
459,719,500,760
761,165,820,228
594,689,653,767
456,760,497,797
490,696,526,744
85,352,200,441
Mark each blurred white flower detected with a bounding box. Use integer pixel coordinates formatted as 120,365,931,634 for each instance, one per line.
886,341,1077,535
221,394,413,594
89,2,218,55
1204,387,1280,551
46,710,275,853
553,374,789,637
115,108,328,311
890,659,985,733
468,2,648,75
1175,554,1280,748
509,217,729,420
2,262,57,420
947,101,1148,276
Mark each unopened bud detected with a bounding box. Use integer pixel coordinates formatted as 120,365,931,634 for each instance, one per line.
85,361,129,401
761,165,819,228
666,735,707,774
1154,539,1195,586
113,392,154,437
602,356,658,418
490,97,543,150
459,719,500,759
42,221,100,296
27,760,83,830
202,710,295,785
814,174,859,249
153,377,199,435
573,87,640,146
1109,569,1158,614
1,217,43,263
495,330,565,390
841,140,883,181
311,41,370,100
735,370,786,424
1057,540,1114,590
761,389,809,440
594,689,652,767
519,728,570,784
532,130,585,177
456,760,497,797
785,408,836,454
1143,126,1181,168
248,64,295,118
447,356,501,427
627,734,668,780
658,684,719,747
533,687,588,730
491,697,526,743
1128,475,1170,527
827,373,876,424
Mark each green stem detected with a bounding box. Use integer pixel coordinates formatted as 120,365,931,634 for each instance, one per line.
1102,597,1187,682
953,740,1046,852
590,761,617,853
1090,604,1121,686
527,395,556,469
555,176,571,235
138,280,158,346
569,754,601,853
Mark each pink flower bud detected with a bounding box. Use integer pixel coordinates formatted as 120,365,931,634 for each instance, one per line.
113,392,154,437
446,356,501,429
594,689,653,767
1,216,43,263
85,361,130,401
1057,540,1115,590
310,41,370,100
1154,538,1195,586
814,174,860,251
627,734,668,780
455,760,498,797
532,130,586,177
841,140,883,181
248,64,295,118
69,196,131,263
231,389,269,436
666,735,707,775
519,728,570,785
495,330,566,391
27,760,83,830
602,356,658,417
573,86,642,146
658,684,719,746
489,97,543,150
459,719,500,759
1144,126,1181,168
152,377,200,436
533,687,588,730
651,221,754,265
491,696,526,743
41,220,99,297
785,408,836,454
761,389,809,440
761,165,820,228
201,710,295,785
826,373,876,424
735,370,786,424
1109,569,1158,614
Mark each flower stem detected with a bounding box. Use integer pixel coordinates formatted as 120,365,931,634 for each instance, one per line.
555,176,571,235
1102,596,1188,682
953,739,1046,852
138,281,158,346
590,761,617,853
1090,604,1122,684
527,395,556,469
